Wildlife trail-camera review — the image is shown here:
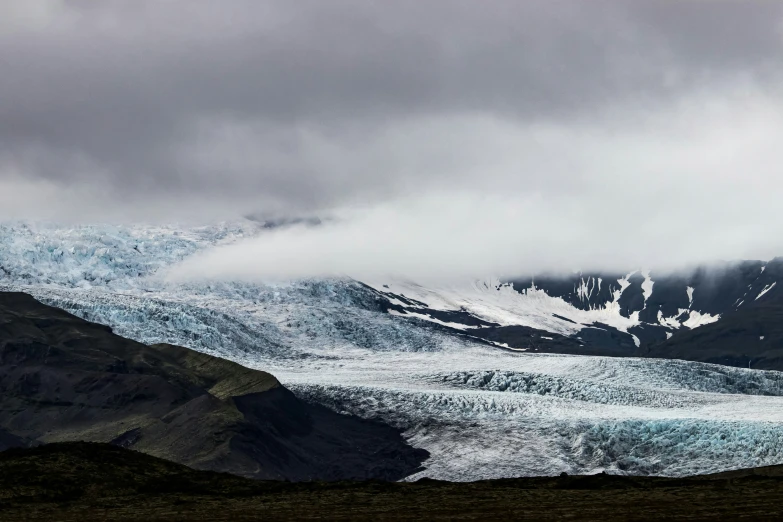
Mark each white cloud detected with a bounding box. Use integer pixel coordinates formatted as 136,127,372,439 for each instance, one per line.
168,86,783,282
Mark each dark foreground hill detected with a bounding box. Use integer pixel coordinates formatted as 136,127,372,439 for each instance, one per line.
0,292,427,481
2,442,783,521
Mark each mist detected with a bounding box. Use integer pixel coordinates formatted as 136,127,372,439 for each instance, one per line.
3,0,783,279
169,86,783,283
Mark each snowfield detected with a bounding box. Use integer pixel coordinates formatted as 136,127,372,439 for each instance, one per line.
364,275,722,342
366,277,644,336
3,221,783,480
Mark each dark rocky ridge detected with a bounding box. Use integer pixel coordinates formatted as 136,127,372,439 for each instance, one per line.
0,292,428,481
3,442,783,520
508,260,783,369
510,259,782,319
642,299,783,370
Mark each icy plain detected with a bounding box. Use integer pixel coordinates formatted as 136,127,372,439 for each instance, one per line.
3,221,783,480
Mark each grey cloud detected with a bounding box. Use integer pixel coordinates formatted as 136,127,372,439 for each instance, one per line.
1,0,783,219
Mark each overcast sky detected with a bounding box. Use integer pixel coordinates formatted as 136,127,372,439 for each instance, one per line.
3,1,783,278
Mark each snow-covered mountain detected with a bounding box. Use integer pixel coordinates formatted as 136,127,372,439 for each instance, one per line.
3,221,783,481
365,262,783,368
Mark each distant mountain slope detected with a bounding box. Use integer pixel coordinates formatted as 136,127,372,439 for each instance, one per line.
2,221,781,371
0,292,427,481
0,429,28,452
643,299,783,371
364,259,783,367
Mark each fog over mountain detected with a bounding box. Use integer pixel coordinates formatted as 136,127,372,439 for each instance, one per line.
2,1,783,276
10,3,783,502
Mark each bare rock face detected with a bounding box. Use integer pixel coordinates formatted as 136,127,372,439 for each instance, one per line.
0,292,428,481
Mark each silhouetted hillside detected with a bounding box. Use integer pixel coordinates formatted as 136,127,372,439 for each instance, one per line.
2,442,783,520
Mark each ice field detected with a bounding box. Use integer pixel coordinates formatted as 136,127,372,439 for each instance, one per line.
3,221,783,480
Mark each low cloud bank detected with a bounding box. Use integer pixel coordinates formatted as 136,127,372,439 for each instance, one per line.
168,89,783,283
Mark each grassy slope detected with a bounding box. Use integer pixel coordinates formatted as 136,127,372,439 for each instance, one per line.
0,292,427,481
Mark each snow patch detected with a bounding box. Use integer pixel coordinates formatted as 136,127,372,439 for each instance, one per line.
658,310,682,329
388,310,475,330
615,272,635,302
756,282,777,301
682,310,721,329
641,270,654,308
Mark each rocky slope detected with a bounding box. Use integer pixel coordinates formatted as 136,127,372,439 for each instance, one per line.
368,259,783,368
643,298,783,370
0,292,427,481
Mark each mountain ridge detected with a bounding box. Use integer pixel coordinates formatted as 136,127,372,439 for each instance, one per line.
366,260,783,368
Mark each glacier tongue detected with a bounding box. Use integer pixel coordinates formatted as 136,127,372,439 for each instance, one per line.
3,221,783,481
283,349,783,480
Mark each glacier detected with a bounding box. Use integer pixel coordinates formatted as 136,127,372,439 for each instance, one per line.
3,220,783,481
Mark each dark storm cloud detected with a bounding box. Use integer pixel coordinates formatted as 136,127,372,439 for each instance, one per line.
1,0,783,220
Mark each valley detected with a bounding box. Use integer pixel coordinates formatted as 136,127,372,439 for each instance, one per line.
2,222,783,481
